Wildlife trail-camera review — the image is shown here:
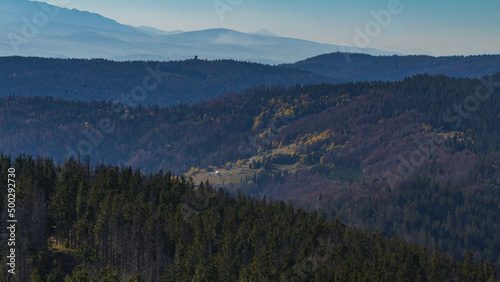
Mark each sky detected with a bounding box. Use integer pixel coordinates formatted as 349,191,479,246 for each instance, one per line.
32,0,500,56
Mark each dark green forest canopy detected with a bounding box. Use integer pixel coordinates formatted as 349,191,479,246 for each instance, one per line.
284,53,500,82
0,56,335,107
0,154,497,281
3,54,500,109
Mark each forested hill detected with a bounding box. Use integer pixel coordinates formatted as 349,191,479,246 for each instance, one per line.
0,56,335,107
284,53,500,82
0,155,496,281
2,73,500,271
1,73,499,174
3,54,500,109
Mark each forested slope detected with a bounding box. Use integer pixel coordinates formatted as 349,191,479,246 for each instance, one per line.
285,53,500,82
1,73,499,174
0,155,496,281
1,72,500,271
0,57,335,107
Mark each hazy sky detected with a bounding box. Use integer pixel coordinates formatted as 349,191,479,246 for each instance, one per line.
33,0,500,55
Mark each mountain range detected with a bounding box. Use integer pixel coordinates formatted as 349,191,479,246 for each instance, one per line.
2,1,500,280
0,0,397,64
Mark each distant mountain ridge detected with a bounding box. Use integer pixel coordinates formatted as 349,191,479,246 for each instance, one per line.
3,54,500,108
136,26,184,36
285,52,500,82
0,0,395,63
0,0,141,35
0,56,337,107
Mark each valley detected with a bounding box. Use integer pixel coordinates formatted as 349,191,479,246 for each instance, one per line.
1,1,499,280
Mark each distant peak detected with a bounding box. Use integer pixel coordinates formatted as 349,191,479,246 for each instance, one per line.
251,29,278,37
136,26,184,36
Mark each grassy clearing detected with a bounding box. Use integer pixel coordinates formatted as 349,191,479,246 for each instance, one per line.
189,143,305,185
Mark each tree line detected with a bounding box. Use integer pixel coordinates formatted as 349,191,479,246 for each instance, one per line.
0,154,496,281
